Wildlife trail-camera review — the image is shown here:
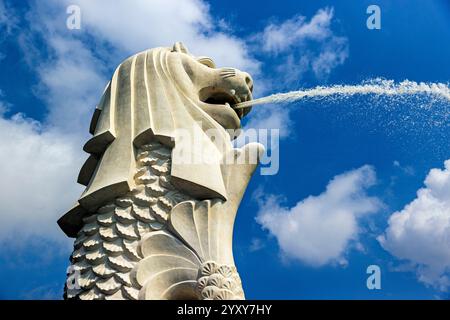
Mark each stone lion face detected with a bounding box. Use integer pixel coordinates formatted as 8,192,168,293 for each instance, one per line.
169,46,254,134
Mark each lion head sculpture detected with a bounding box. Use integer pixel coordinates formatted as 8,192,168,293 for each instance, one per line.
59,42,258,237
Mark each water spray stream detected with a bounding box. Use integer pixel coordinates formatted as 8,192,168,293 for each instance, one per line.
234,79,450,109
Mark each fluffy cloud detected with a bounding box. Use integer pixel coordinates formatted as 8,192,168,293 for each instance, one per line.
260,8,334,54
256,165,381,266
243,104,293,139
0,112,84,242
37,37,107,134
255,7,348,81
64,0,259,73
378,160,450,290
241,8,349,141
311,36,349,79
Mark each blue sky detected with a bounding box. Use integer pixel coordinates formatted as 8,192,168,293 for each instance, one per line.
0,0,449,299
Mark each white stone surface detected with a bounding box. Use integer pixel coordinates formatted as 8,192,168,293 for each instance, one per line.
59,43,262,300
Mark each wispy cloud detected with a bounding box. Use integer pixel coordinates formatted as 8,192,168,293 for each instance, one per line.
244,7,349,139
0,112,84,242
243,103,294,139
0,0,17,35
256,165,381,267
259,8,334,54
0,0,17,63
379,159,450,291
249,238,265,252
73,0,259,72
311,35,348,80
393,160,415,176
21,283,63,300
254,7,348,83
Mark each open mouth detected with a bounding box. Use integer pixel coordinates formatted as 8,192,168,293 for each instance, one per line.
199,88,252,119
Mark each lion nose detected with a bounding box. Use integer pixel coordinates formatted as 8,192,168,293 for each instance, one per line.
242,72,253,92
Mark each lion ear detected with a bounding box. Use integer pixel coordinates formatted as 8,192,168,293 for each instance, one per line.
197,56,216,69
172,42,189,54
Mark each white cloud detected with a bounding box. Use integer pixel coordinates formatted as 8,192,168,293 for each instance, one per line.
393,160,415,176
0,2,107,246
244,104,293,139
274,55,310,85
249,238,265,252
0,112,84,243
242,7,349,138
255,7,348,82
0,0,17,63
36,37,107,134
66,0,259,73
378,160,450,290
33,0,259,75
0,0,17,35
0,94,9,113
256,165,381,266
311,36,348,80
260,8,333,54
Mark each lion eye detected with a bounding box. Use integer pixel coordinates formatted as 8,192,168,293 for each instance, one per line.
197,57,216,69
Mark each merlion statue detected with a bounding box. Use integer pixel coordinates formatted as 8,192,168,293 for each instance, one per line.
58,42,263,300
